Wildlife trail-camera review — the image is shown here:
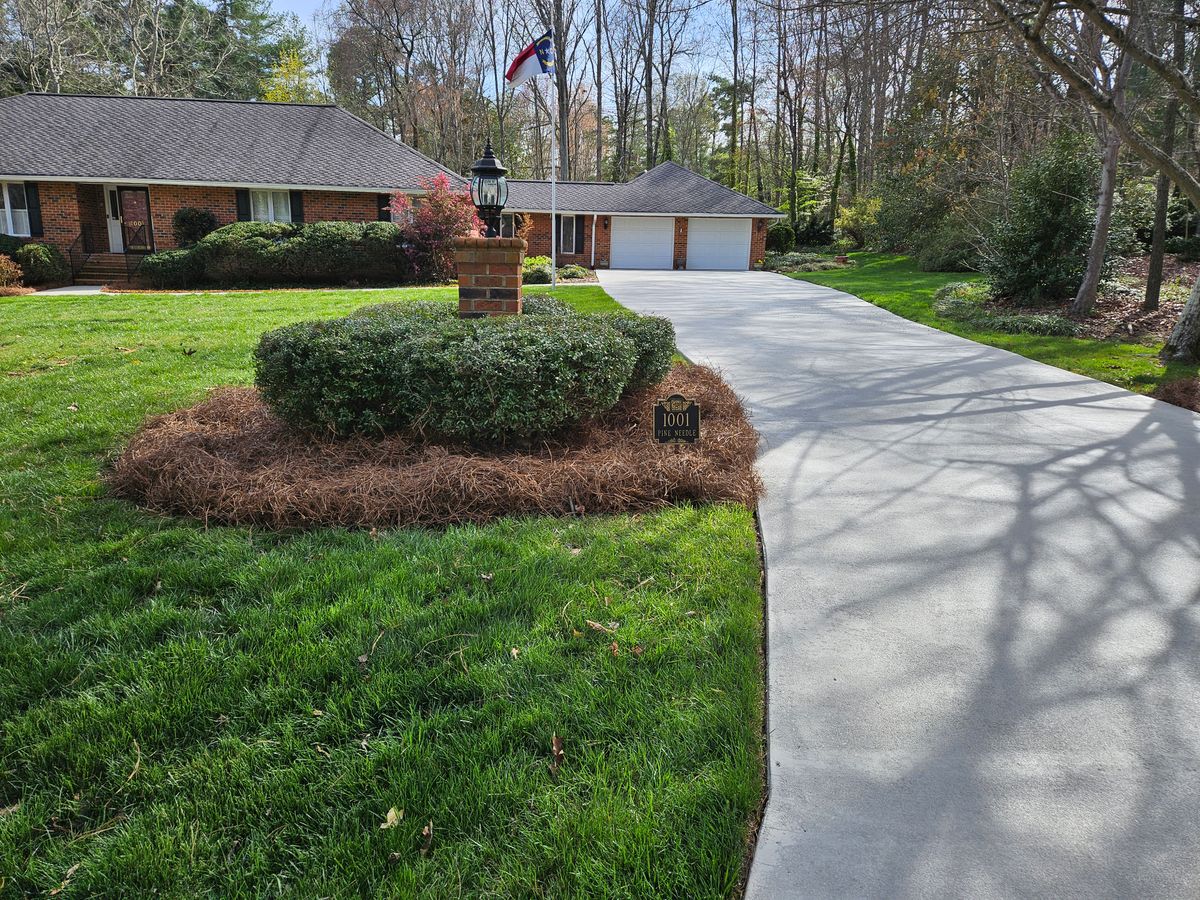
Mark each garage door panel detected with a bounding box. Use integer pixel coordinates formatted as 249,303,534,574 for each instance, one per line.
686,217,751,270
610,216,674,269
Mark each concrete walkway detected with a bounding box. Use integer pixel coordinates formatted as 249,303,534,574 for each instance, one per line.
597,270,1200,899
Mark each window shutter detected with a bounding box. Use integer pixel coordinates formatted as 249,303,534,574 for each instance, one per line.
377,194,392,221
574,216,585,254
289,191,304,223
24,182,43,237
235,189,251,221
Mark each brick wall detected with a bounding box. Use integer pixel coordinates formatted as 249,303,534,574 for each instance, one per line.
31,182,82,254
750,217,769,268
521,212,602,267
28,182,390,254
672,217,688,269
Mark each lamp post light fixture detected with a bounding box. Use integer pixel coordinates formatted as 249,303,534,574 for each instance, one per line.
469,139,509,238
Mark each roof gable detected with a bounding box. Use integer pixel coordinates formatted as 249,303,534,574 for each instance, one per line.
0,93,463,192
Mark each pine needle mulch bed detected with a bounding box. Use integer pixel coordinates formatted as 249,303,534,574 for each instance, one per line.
1,286,766,897
108,364,762,529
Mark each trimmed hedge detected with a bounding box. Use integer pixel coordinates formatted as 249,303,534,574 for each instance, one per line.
254,302,675,444
172,207,218,247
140,221,414,288
13,242,69,285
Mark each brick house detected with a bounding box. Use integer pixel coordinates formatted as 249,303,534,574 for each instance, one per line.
502,162,781,271
0,92,461,283
0,92,781,283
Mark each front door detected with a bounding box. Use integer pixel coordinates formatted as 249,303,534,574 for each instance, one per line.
117,187,153,252
104,185,123,253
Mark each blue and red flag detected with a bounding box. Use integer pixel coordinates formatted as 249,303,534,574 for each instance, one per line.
506,30,555,88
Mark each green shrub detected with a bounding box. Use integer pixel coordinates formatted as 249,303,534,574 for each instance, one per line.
834,196,881,250
765,221,795,253
559,264,589,279
0,253,23,287
140,249,201,288
12,242,69,285
522,264,553,284
982,133,1097,305
255,303,664,444
933,281,1079,336
1165,235,1200,261
143,221,413,288
914,221,978,272
524,256,552,268
172,207,219,247
0,234,24,258
603,313,676,389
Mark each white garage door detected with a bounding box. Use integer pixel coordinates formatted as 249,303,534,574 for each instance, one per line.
686,217,752,270
610,216,674,269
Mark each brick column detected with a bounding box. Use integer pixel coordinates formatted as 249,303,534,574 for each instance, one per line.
453,236,527,317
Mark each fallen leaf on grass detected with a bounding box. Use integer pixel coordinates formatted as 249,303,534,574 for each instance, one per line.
610,641,620,657
632,645,644,657
67,403,78,412
0,801,19,818
549,733,565,778
380,807,403,829
311,709,324,717
571,628,583,638
586,620,615,634
48,863,80,896
314,743,330,758
419,820,434,857
569,547,582,556
479,572,494,582
510,647,520,659
182,347,197,356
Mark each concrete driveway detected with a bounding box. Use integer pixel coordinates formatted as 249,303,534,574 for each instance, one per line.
597,269,1200,899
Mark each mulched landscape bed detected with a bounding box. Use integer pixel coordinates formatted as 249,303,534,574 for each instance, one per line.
1076,255,1198,343
108,364,762,528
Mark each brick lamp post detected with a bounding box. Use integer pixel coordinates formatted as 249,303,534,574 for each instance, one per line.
455,139,526,318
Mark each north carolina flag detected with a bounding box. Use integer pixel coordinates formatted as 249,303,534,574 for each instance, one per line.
506,30,555,88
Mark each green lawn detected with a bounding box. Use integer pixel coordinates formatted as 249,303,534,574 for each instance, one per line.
793,253,1199,392
0,285,764,897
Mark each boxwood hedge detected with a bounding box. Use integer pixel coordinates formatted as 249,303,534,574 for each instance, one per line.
254,302,676,444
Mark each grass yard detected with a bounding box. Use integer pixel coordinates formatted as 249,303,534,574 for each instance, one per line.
0,285,764,897
794,253,1200,392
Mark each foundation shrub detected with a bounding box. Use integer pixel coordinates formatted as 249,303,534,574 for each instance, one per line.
254,303,666,444
604,313,676,389
172,206,219,247
12,242,69,285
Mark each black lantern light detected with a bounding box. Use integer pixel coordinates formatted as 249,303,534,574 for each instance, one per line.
469,139,509,238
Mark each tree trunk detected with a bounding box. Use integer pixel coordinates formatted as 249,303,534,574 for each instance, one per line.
1145,0,1185,311
1163,274,1200,360
1071,127,1121,315
729,0,738,189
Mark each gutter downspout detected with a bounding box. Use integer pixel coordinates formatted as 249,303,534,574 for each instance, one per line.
591,214,596,268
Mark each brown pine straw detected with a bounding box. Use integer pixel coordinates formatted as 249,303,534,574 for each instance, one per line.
107,365,763,529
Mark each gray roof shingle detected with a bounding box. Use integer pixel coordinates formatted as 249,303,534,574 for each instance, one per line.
0,93,463,191
505,160,781,216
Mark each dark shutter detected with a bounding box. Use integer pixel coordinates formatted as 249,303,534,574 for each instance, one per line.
289,191,304,223
377,194,392,221
235,189,251,221
24,182,43,237
574,216,585,255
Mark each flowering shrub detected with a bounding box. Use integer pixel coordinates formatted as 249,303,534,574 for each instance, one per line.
391,173,481,283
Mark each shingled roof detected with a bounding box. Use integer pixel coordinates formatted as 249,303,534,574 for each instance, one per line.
505,161,781,217
0,93,462,191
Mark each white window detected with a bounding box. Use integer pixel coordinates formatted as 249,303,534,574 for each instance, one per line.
559,214,576,253
250,189,291,223
1,182,30,237
500,212,519,238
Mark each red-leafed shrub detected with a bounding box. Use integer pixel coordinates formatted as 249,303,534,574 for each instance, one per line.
0,253,23,287
390,173,480,283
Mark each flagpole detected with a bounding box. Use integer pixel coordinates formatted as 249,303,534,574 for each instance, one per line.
549,17,558,289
